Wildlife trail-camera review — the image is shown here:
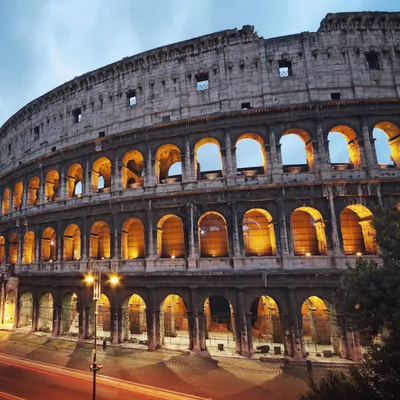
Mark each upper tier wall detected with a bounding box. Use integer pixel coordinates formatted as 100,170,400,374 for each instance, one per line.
1,11,400,176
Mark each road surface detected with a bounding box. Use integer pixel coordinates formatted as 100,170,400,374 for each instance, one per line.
0,354,208,400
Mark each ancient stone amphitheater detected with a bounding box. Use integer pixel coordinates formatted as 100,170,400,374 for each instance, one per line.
0,11,399,360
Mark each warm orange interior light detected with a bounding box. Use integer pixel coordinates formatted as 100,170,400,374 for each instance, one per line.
356,252,362,257
305,252,311,257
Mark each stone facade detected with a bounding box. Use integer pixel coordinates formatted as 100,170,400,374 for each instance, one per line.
0,12,400,360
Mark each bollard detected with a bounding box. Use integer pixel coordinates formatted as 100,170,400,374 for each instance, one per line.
306,359,313,375
103,339,107,350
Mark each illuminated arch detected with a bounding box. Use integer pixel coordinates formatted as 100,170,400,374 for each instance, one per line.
3,290,15,327
38,292,54,332
121,218,145,259
90,221,111,259
45,170,60,202
160,294,188,344
194,138,223,179
340,205,377,255
280,129,314,170
122,150,144,189
198,212,229,257
122,294,147,342
243,209,276,256
155,144,182,184
250,296,283,344
13,181,23,210
63,224,81,261
92,157,111,192
61,293,79,335
8,233,18,264
236,133,267,174
27,176,40,206
2,188,10,215
18,292,33,328
290,207,327,255
23,231,35,264
66,163,83,198
96,294,111,337
329,126,361,168
0,236,4,264
157,215,184,258
41,227,56,262
374,122,400,166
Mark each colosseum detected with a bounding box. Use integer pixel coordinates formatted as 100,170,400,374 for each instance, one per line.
0,11,399,361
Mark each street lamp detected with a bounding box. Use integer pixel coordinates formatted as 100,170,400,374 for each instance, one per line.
85,269,120,400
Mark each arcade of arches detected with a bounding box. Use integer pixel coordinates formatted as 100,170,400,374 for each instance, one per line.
3,288,361,361
0,204,379,265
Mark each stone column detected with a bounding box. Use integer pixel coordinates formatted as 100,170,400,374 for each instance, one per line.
288,289,306,360
147,288,160,351
316,119,330,173
35,227,40,263
145,210,157,271
110,307,119,344
360,116,377,168
111,154,121,192
59,164,66,200
52,304,62,337
326,186,342,258
223,130,237,183
187,203,197,269
345,318,362,361
277,200,289,257
57,222,62,261
17,231,23,264
112,213,119,260
32,297,39,332
189,288,201,352
269,125,283,178
78,302,85,340
237,289,253,357
198,311,207,351
231,204,242,268
39,167,45,204
81,217,88,261
183,136,194,183
145,144,155,187
22,176,28,210
83,157,91,196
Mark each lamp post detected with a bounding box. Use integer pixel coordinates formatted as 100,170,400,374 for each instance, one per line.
85,268,119,400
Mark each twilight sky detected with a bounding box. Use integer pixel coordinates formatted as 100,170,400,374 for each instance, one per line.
0,0,398,167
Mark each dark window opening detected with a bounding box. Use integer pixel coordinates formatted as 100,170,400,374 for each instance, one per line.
72,108,82,123
331,92,341,100
162,115,171,123
51,146,56,152
8,144,11,154
241,102,251,110
99,131,105,138
33,126,40,140
366,52,380,70
278,60,293,77
196,73,209,91
127,90,136,106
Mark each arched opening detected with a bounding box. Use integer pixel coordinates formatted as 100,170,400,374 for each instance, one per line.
66,163,83,198
2,188,10,215
122,294,147,344
90,294,110,339
204,295,235,353
155,144,182,184
340,205,377,255
0,236,5,264
90,221,111,259
13,181,23,210
160,294,189,349
92,157,111,193
38,292,54,332
61,293,79,336
27,176,40,206
194,138,223,180
63,224,81,261
45,170,60,202
250,296,283,352
18,292,33,329
41,227,56,262
328,126,361,169
374,122,400,167
8,233,18,264
157,215,184,258
291,207,327,255
301,296,338,357
122,150,144,189
280,129,314,172
198,212,228,257
236,134,266,176
3,290,16,328
243,209,276,256
23,231,35,264
122,218,145,259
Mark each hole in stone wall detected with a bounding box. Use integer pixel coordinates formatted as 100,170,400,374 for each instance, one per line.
127,90,137,106
278,60,293,77
196,73,209,91
241,102,251,110
99,131,105,138
33,126,40,140
366,52,380,70
330,92,341,100
73,108,82,123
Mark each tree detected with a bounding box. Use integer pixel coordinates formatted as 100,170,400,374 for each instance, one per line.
301,205,400,400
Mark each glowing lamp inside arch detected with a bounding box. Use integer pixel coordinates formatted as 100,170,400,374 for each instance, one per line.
198,212,229,257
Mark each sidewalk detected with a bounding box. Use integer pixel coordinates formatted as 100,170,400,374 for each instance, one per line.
0,331,348,400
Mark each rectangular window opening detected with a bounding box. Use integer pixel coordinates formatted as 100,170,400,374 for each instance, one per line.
366,52,380,70
127,90,137,106
33,126,40,140
278,60,293,78
161,115,171,123
51,146,56,152
8,144,11,154
196,73,209,91
73,108,82,123
241,102,251,110
331,92,341,100
99,131,105,138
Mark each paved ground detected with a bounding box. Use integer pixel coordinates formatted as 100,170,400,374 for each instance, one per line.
0,332,351,400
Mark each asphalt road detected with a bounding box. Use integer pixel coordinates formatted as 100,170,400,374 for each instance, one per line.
0,356,201,400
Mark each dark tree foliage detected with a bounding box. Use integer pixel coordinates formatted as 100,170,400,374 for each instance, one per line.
301,205,400,400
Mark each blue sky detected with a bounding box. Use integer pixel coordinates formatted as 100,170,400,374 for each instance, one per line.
0,0,398,167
